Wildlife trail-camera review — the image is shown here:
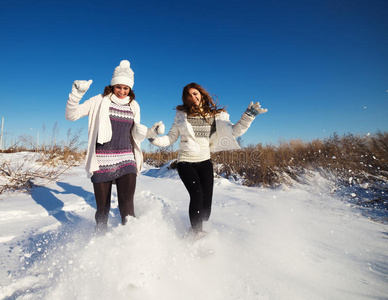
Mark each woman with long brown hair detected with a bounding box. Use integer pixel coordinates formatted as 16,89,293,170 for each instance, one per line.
66,60,164,233
149,82,268,235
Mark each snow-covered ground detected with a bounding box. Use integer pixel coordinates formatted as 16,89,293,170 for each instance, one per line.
0,154,387,300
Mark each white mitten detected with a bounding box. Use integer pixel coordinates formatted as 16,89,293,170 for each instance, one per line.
146,121,165,139
71,80,93,98
245,101,268,117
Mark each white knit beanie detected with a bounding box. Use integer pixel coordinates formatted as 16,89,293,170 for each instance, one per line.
111,60,134,88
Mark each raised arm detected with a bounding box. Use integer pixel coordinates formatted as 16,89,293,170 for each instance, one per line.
65,80,93,121
232,101,268,137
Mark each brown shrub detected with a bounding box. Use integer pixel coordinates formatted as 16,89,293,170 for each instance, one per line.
143,131,388,187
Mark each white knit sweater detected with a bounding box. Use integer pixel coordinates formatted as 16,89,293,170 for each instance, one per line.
151,110,255,161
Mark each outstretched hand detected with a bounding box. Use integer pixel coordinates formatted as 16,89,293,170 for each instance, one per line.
246,101,268,117
146,121,165,139
154,121,165,135
71,80,93,97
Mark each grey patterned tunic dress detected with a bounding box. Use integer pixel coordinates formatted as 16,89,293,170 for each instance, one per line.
91,102,137,183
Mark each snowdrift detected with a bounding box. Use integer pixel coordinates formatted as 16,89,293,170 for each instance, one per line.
0,154,387,299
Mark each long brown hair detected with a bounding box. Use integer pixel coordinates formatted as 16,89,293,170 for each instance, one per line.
102,85,136,103
177,83,225,117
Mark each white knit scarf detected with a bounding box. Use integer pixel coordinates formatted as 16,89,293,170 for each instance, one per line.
97,94,130,144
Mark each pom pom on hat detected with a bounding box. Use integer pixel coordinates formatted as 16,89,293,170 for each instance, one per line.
111,60,134,88
120,60,130,69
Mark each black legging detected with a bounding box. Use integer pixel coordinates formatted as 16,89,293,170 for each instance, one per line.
177,160,214,232
93,173,137,228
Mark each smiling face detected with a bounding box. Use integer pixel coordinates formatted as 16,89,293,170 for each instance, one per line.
188,88,202,107
113,84,130,99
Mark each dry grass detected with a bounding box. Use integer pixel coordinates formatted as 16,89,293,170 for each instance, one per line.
0,128,86,195
143,131,388,188
3,131,387,195
143,146,179,168
213,131,388,187
0,149,86,195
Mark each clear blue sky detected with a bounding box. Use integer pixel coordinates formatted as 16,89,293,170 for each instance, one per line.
1,0,387,150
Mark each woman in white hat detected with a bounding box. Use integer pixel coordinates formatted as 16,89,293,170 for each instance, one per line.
66,60,164,233
149,82,267,235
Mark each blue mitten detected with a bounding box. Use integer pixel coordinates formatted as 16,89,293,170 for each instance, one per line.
245,101,268,117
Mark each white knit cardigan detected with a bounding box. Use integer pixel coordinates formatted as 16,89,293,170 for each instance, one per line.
65,92,147,178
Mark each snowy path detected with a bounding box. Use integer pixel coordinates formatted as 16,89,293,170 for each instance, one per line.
0,165,387,300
